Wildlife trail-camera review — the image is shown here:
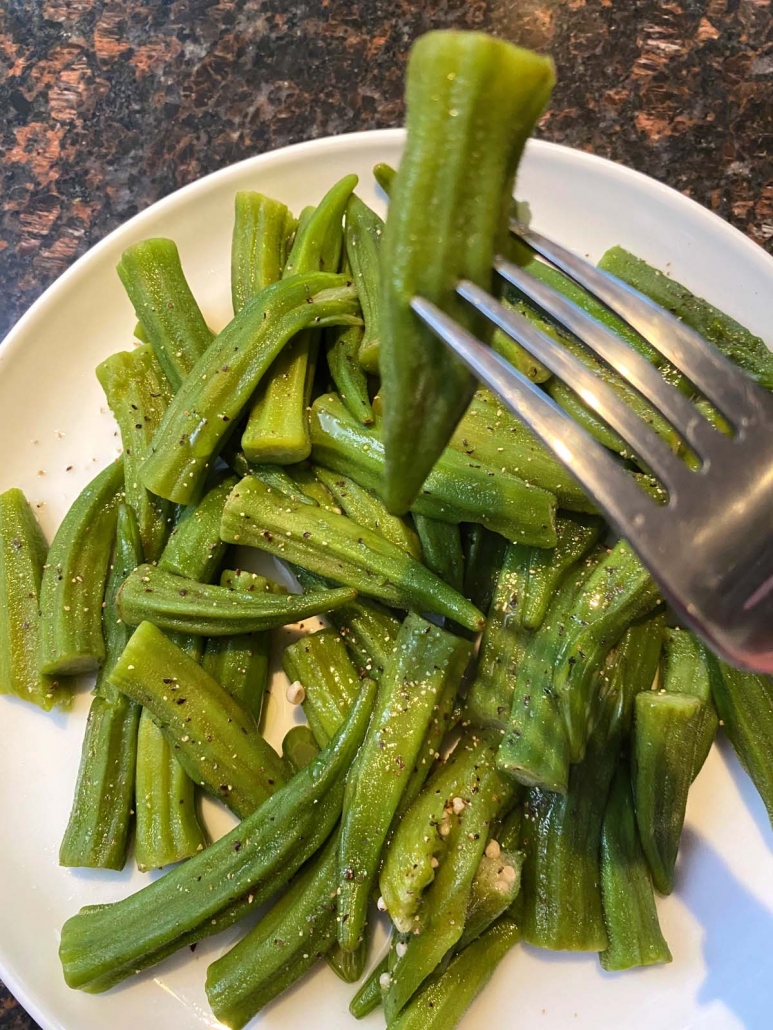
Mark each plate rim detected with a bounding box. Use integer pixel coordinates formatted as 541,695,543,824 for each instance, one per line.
1,126,772,1030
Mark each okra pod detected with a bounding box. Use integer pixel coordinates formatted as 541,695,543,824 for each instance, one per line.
281,724,320,773
328,941,368,983
116,238,214,390
282,627,361,746
140,272,360,505
310,393,557,546
39,458,124,676
632,692,702,895
450,390,595,514
118,562,357,636
288,461,340,509
604,613,666,743
60,504,143,869
315,466,422,559
350,954,389,1019
0,488,65,708
111,621,287,818
462,525,507,618
206,835,339,1030
221,476,484,630
457,841,523,950
383,736,515,1020
201,569,273,722
380,730,513,935
159,473,237,583
243,175,357,463
599,246,773,388
389,918,521,1030
222,447,320,506
373,161,396,195
661,628,718,779
600,762,672,971
231,191,295,313
344,193,383,374
520,513,602,630
379,31,554,513
59,679,376,992
326,323,375,423
96,344,174,562
413,514,464,593
338,614,473,952
134,710,207,872
292,565,402,677
708,659,773,826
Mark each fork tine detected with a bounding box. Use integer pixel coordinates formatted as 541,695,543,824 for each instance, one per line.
511,222,762,422
493,256,724,461
455,280,689,493
410,296,661,537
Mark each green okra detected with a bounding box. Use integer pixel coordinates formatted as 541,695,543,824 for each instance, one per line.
599,246,773,389
221,476,484,631
661,628,718,779
243,175,357,464
281,724,320,773
118,562,357,636
200,575,272,723
222,447,321,506
288,461,340,509
603,613,666,743
490,295,552,385
450,390,595,514
373,161,396,196
708,659,773,827
328,938,369,984
337,614,473,952
96,345,174,562
111,621,288,819
345,193,384,374
413,515,464,593
326,323,375,423
292,565,402,677
315,466,422,559
282,627,361,747
380,730,513,935
600,762,672,972
520,513,602,630
134,710,207,872
462,524,507,618
632,692,702,895
310,393,558,546
60,504,143,869
159,474,238,583
388,918,521,1030
39,458,125,676
140,272,360,505
206,835,339,1030
383,736,515,1020
380,31,554,513
231,191,296,314
117,238,214,390
351,954,390,1019
0,488,66,708
457,841,523,950
59,679,376,992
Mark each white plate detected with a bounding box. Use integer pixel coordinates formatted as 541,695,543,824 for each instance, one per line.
1,129,773,1030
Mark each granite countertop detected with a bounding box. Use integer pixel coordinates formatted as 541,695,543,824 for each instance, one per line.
0,0,771,1025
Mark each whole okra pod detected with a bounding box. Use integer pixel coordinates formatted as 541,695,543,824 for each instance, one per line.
220,476,485,631
0,488,66,708
59,679,376,992
117,238,214,390
337,614,473,952
140,272,360,505
117,562,357,636
39,458,125,676
110,621,287,819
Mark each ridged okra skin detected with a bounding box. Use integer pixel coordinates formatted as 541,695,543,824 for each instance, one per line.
96,345,174,562
59,680,376,993
413,515,464,593
220,475,485,632
661,628,718,779
282,627,361,746
140,272,360,505
60,503,144,869
310,392,558,547
337,614,473,952
158,473,238,584
0,488,66,708
344,193,384,374
117,237,214,390
231,191,296,313
379,30,554,513
39,458,125,676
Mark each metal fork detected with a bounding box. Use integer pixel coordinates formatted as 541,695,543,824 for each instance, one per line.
411,223,773,673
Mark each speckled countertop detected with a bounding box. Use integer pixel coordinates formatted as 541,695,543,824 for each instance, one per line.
0,0,771,1024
